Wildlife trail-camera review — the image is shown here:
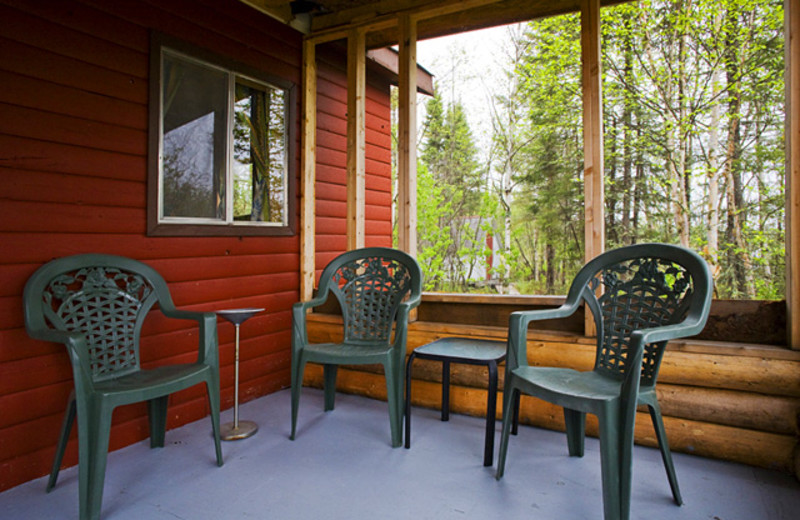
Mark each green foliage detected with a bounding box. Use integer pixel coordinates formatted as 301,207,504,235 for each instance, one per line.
422,90,483,215
412,0,784,300
416,162,452,290
504,13,586,293
597,0,785,299
418,86,491,291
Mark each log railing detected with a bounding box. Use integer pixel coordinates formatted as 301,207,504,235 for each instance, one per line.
302,294,800,478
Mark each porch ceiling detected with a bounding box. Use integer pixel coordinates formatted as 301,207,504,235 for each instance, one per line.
242,0,630,48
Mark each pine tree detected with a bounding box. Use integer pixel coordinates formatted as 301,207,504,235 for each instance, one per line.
420,86,486,290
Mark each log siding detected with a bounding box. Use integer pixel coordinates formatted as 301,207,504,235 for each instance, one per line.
0,0,394,491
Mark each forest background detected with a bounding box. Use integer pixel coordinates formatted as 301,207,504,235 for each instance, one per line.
397,0,785,300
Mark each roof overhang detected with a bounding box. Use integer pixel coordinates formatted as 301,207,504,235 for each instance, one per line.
241,0,631,48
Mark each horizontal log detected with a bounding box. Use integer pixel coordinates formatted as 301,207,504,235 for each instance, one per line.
304,315,800,477
513,393,797,474
307,316,800,397
415,293,788,346
522,338,800,397
656,384,800,436
401,362,800,436
303,365,798,474
310,359,800,437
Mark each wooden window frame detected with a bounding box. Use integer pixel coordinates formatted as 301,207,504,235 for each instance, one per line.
147,32,298,237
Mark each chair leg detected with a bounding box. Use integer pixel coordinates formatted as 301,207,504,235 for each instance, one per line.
323,364,338,412
206,377,224,466
499,371,520,435
648,402,682,505
563,407,586,457
597,409,624,520
384,358,403,448
495,386,519,480
483,360,499,467
47,391,76,492
511,392,520,435
79,401,112,520
290,357,306,440
148,396,169,448
404,352,416,449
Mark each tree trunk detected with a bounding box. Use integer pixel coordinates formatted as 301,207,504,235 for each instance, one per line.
621,21,633,245
607,116,619,244
723,7,755,298
675,0,690,247
707,67,722,288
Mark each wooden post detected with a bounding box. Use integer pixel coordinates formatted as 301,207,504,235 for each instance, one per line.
786,0,800,350
300,38,317,300
581,0,604,335
346,28,366,250
397,14,418,256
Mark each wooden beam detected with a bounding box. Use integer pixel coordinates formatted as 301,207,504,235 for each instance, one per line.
237,0,310,33
346,28,367,250
309,18,395,46
300,39,317,300
787,0,800,350
307,0,506,45
581,0,604,335
581,0,604,263
396,14,418,256
366,48,434,95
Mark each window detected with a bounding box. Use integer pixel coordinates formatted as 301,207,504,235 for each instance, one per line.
148,35,296,236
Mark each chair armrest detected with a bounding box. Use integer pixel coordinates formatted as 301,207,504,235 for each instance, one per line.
160,308,207,321
159,308,218,365
294,291,330,315
391,294,421,352
291,294,330,351
26,327,83,346
507,303,579,369
27,328,96,390
404,291,422,312
618,314,710,428
633,317,707,346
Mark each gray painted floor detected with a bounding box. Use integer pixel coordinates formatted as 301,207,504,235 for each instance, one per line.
2,388,799,520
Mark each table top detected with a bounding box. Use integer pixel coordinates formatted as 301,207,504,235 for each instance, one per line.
215,307,265,325
413,337,506,363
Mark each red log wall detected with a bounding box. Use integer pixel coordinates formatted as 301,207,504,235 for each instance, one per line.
0,0,394,491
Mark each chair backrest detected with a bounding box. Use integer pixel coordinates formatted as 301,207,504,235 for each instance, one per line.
24,254,173,382
574,244,712,386
317,247,422,345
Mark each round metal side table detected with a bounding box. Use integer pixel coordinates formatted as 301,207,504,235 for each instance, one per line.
216,308,264,441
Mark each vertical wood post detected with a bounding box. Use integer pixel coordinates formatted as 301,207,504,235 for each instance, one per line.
347,28,367,250
300,38,317,300
787,0,800,349
397,14,418,257
581,0,604,335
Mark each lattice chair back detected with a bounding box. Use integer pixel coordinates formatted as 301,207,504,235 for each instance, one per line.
25,255,168,382
322,248,419,345
579,246,703,386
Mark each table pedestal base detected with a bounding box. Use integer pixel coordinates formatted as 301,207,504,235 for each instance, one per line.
221,420,258,441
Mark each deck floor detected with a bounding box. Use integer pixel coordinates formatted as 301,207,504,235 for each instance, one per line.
2,388,799,520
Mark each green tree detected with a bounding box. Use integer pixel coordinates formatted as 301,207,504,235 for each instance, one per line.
511,13,585,293
416,162,452,290
599,0,784,298
419,87,487,290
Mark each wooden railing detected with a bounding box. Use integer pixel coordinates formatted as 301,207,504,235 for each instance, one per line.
303,294,800,477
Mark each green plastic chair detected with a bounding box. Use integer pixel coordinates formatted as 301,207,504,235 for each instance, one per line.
23,254,224,520
290,247,422,447
496,243,712,520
